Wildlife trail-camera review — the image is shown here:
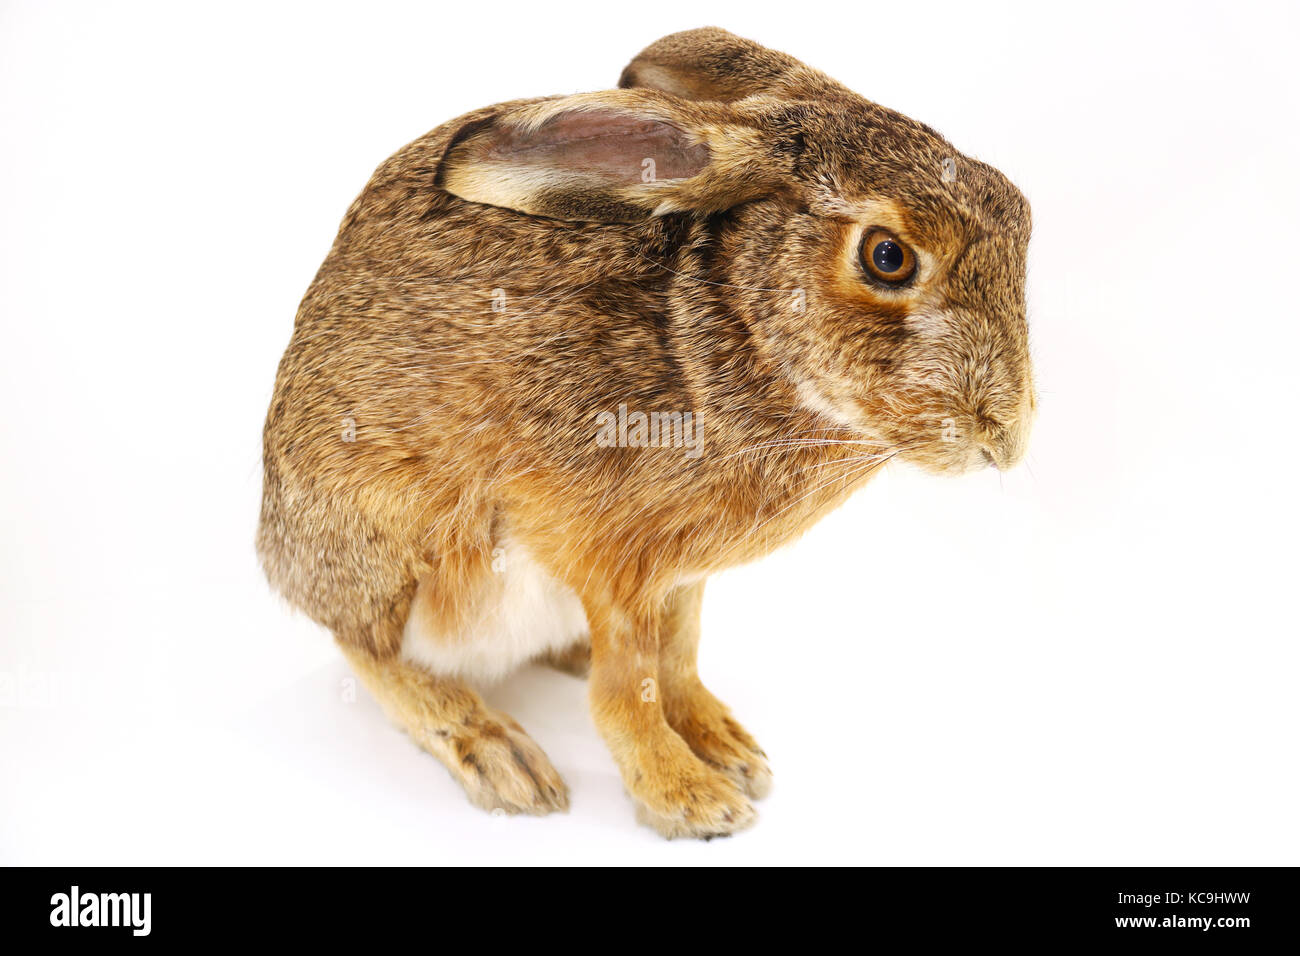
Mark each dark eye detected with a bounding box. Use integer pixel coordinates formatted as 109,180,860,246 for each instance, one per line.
859,228,917,287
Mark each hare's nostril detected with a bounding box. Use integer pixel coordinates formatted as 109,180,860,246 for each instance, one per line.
981,447,998,469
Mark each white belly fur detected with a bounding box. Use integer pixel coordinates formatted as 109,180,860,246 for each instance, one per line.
400,539,589,683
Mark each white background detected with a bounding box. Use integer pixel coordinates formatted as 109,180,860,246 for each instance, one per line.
2,0,1297,865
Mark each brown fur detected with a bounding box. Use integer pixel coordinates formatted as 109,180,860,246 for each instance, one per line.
257,27,1034,838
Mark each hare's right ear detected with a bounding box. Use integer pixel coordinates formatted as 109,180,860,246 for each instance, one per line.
618,27,844,103
437,89,791,222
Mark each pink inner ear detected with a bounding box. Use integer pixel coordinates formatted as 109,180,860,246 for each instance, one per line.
487,109,710,181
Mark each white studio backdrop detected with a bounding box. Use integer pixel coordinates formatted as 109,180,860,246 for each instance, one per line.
1,0,1297,864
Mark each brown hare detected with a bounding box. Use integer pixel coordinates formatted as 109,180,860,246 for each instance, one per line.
258,27,1034,839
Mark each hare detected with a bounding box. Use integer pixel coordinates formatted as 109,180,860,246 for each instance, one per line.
257,27,1034,839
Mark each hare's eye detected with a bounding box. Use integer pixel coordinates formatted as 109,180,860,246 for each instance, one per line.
859,228,917,287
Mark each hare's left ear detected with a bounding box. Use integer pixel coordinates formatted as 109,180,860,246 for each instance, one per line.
437,90,788,222
618,27,845,103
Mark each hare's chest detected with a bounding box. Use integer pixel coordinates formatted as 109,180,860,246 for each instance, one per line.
400,540,589,683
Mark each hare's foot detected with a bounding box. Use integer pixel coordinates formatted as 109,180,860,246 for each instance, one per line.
536,638,591,678
664,681,772,800
439,708,569,815
628,731,756,840
339,645,569,816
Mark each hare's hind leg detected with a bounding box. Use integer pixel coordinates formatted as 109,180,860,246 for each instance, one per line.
536,637,591,678
339,643,569,816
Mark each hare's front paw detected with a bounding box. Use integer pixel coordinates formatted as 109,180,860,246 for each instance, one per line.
439,710,570,816
665,683,772,800
628,736,756,839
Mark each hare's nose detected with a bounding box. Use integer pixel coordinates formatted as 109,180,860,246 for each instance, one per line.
979,421,1028,471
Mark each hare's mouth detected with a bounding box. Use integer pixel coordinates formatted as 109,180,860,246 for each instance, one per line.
888,431,1002,476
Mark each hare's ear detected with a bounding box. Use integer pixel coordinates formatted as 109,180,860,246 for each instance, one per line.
618,27,842,103
437,90,787,222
